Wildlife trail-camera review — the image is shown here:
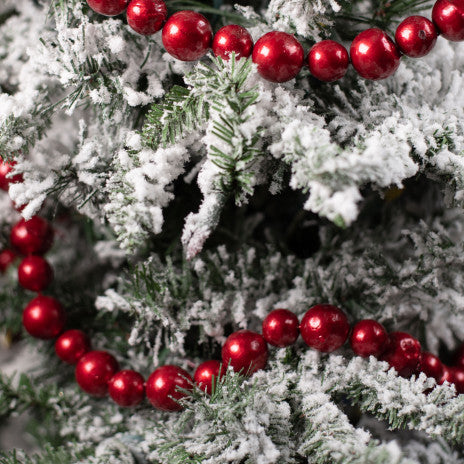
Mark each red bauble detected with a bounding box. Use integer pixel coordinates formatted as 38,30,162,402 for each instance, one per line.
300,304,350,352
222,330,268,375
126,0,167,35
55,329,91,364
350,28,401,80
75,351,119,397
395,16,437,57
439,365,453,385
108,370,145,406
308,40,349,82
212,25,253,61
262,309,299,347
432,0,464,41
419,352,444,381
194,360,226,394
162,11,212,61
145,365,193,411
450,367,464,393
380,332,421,377
252,31,304,83
0,159,22,191
0,249,16,273
349,319,388,358
22,295,65,339
86,0,128,16
10,216,54,255
455,342,464,367
18,255,53,292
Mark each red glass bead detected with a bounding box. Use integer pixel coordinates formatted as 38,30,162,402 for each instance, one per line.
252,31,304,83
108,370,145,406
75,351,119,397
162,11,212,61
419,352,444,381
146,365,193,411
10,216,54,255
222,330,268,375
86,0,129,16
18,255,53,292
0,249,17,273
432,0,464,41
194,360,226,394
395,16,438,58
350,319,388,358
22,295,65,339
350,28,401,80
0,159,22,191
455,342,464,367
262,308,299,347
438,365,453,385
55,329,91,364
308,40,349,82
126,0,167,36
450,366,464,393
380,332,421,377
212,25,253,61
300,304,350,352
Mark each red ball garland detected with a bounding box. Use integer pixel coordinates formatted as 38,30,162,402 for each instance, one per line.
419,352,444,381
86,0,129,16
18,255,53,292
0,249,16,273
395,16,438,58
262,308,299,347
439,365,453,385
451,367,464,393
381,332,421,377
22,295,65,339
212,25,254,61
108,370,146,406
349,319,388,358
126,0,167,36
10,216,54,256
0,159,22,191
194,360,226,394
432,0,464,41
55,329,91,364
308,40,349,82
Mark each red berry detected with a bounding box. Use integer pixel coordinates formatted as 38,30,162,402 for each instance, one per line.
450,366,464,393
350,319,388,358
162,11,212,61
0,249,17,273
10,216,54,255
86,0,129,16
18,255,53,292
194,360,226,394
395,16,438,58
212,25,253,61
438,365,453,385
146,365,193,411
380,332,421,377
432,0,464,41
300,304,350,352
0,159,22,191
75,351,119,397
108,370,145,406
222,330,268,375
22,295,65,339
455,342,464,367
419,352,444,381
126,0,167,35
262,309,299,347
252,31,304,83
350,28,401,80
308,40,349,82
55,329,91,364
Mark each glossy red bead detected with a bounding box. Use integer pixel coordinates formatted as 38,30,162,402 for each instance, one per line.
432,0,464,41
0,249,16,273
10,216,54,255
126,0,167,35
75,351,119,397
194,360,226,394
450,366,464,393
438,365,454,385
55,329,91,364
0,159,22,191
22,295,65,339
419,352,444,381
162,11,212,61
262,309,299,347
380,332,421,377
350,28,401,80
395,16,438,57
212,25,253,61
146,365,193,411
350,319,388,358
308,40,349,82
300,304,350,352
108,370,145,406
252,31,304,83
86,0,129,16
18,255,53,292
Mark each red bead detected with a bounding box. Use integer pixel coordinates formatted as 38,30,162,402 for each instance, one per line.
222,330,268,375
55,329,91,364
300,304,350,352
194,360,226,394
308,40,349,82
262,309,299,347
0,249,17,273
75,351,119,397
455,342,464,367
212,25,253,61
350,319,388,358
108,370,145,406
450,367,464,393
432,0,464,41
350,28,401,80
146,365,193,411
0,159,22,191
22,295,65,339
395,16,438,57
10,216,54,255
380,332,421,377
438,365,453,385
252,31,304,83
86,0,128,16
126,0,167,35
18,255,53,292
162,11,212,61
419,352,444,381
